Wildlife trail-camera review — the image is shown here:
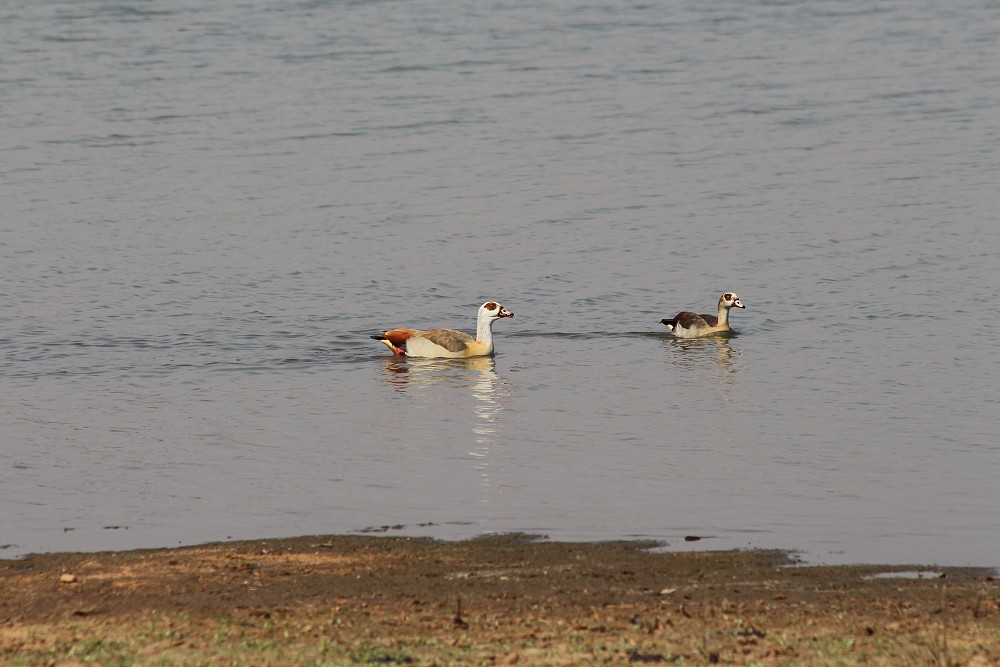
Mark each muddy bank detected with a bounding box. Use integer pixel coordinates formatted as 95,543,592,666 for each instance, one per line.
2,534,998,665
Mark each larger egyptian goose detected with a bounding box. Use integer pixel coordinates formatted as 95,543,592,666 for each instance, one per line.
661,292,745,338
371,301,514,358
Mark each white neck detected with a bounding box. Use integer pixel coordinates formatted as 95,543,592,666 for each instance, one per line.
717,301,730,327
476,314,495,344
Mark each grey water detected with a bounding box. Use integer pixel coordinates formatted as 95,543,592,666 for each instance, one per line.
2,0,998,566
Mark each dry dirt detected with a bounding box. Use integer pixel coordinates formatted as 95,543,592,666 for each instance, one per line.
1,533,998,665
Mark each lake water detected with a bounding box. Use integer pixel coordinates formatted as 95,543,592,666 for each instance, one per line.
2,0,998,566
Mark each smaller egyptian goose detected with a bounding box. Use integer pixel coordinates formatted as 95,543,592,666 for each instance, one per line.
371,301,514,358
661,292,745,338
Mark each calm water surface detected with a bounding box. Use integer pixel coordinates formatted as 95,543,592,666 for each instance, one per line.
2,0,999,565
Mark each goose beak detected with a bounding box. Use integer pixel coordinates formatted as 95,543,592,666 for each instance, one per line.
498,308,514,318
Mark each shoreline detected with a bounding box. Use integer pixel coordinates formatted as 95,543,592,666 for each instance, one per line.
8,524,998,569
3,533,998,665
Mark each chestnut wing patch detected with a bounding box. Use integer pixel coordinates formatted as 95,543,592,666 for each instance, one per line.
380,329,417,348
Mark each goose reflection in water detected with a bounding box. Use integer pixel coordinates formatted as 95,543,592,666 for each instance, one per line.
664,335,745,398
381,355,497,392
380,356,511,503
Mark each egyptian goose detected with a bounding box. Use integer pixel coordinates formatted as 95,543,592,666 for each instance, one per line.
371,301,514,358
661,292,746,338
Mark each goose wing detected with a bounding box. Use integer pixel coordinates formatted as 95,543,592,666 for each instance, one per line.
416,328,475,353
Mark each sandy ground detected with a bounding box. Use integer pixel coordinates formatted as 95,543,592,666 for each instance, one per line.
1,534,998,665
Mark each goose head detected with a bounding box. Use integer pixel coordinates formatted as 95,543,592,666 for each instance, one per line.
721,293,745,310
480,301,514,322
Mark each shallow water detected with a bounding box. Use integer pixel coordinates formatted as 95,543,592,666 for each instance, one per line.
2,0,999,565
